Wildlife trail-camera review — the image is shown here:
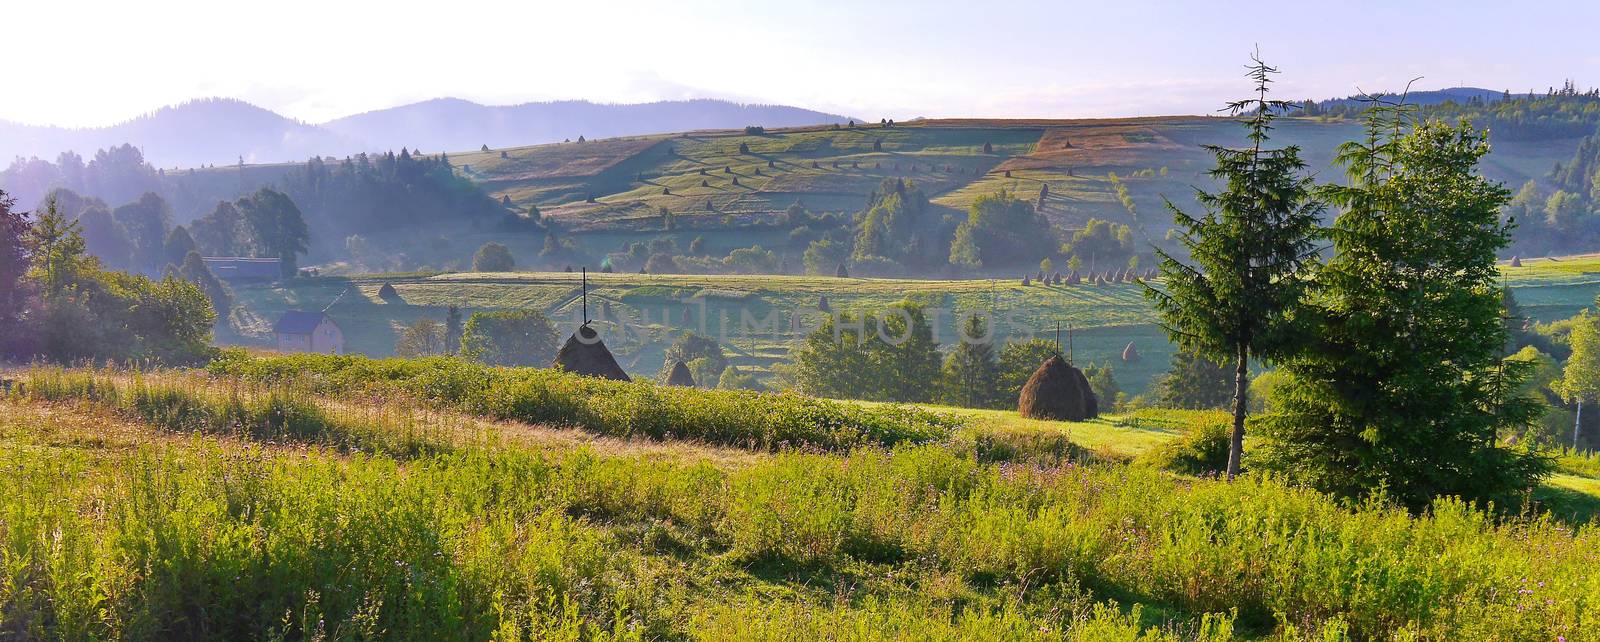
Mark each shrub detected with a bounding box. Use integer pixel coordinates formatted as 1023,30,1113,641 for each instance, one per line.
1137,411,1231,475
472,242,515,272
459,310,557,366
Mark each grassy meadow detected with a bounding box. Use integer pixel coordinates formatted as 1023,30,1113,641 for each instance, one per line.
3,358,1599,640
225,252,1600,397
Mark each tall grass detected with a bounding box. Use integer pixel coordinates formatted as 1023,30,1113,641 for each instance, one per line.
2,403,1595,639
22,368,460,457
1556,447,1600,478
7,364,1599,640
204,352,959,451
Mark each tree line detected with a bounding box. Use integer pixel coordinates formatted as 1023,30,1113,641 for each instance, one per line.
0,192,214,364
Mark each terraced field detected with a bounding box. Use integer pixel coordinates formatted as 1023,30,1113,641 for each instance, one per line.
424,117,1585,273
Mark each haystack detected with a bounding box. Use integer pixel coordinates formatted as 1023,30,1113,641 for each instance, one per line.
1017,355,1097,421
818,295,831,312
1510,256,1522,267
665,360,695,387
1121,341,1140,363
377,282,398,299
553,324,631,381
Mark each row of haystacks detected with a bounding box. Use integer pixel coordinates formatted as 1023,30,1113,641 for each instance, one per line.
1023,268,1157,286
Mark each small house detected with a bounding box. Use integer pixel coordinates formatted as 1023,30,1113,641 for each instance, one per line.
202,257,281,281
273,310,344,354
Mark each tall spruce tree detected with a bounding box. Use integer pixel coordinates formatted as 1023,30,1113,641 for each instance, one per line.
1257,101,1551,510
1144,56,1324,479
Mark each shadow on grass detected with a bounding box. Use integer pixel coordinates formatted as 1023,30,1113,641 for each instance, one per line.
1531,484,1600,525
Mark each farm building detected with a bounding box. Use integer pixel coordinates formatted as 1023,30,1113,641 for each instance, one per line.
272,310,345,354
202,257,280,281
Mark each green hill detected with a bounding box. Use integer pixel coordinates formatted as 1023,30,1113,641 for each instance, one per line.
441,117,1577,266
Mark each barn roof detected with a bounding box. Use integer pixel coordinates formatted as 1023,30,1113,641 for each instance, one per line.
273,310,331,335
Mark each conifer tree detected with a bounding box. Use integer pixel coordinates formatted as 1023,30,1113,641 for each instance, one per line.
178,251,231,318
1144,55,1323,479
941,314,1000,408
1259,97,1551,509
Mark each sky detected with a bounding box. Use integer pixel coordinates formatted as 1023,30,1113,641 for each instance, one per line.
8,0,1600,128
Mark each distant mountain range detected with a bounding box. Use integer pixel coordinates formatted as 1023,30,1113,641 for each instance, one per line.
1309,86,1532,109
0,98,853,169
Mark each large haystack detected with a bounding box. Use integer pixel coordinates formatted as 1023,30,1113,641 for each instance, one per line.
1017,355,1098,421
1510,256,1522,267
665,360,695,387
1121,341,1140,363
553,324,631,381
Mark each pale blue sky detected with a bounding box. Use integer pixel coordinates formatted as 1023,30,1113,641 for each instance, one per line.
9,0,1599,127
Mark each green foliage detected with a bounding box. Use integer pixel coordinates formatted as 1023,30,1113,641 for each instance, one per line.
238,188,310,276
396,317,448,357
1062,218,1134,272
276,149,508,255
459,309,556,366
472,242,515,272
644,253,679,274
161,224,197,269
722,245,777,273
1317,85,1600,142
1259,110,1552,510
177,250,231,318
0,189,30,345
112,192,174,274
948,190,1054,269
205,353,956,451
716,365,765,391
76,203,133,270
444,305,463,354
851,179,944,268
939,314,1000,408
1150,350,1234,411
7,371,1599,640
13,198,215,364
801,238,846,276
1145,57,1323,477
1138,411,1231,475
190,188,310,276
996,339,1061,406
1082,362,1122,412
791,302,941,403
661,332,728,381
1560,311,1600,405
